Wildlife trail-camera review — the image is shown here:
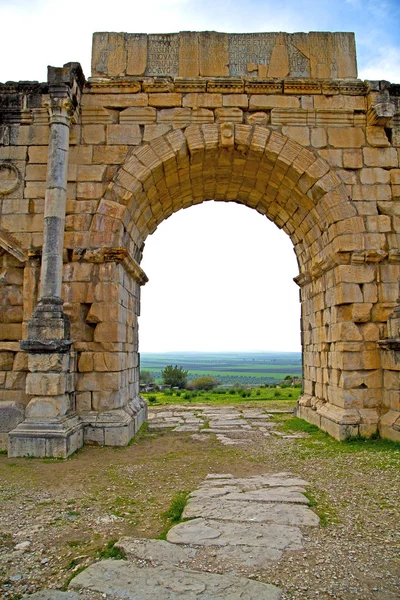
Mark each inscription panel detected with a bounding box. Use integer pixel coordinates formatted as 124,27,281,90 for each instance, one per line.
91,31,357,79
287,42,310,78
146,34,179,76
228,33,276,76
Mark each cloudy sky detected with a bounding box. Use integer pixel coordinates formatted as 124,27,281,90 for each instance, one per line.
1,0,399,352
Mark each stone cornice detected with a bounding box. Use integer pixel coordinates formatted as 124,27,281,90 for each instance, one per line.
295,249,395,286
70,247,148,285
85,76,369,97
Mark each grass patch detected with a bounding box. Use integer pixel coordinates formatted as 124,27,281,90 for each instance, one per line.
280,416,321,435
128,422,150,445
157,490,190,540
0,449,7,455
143,387,299,407
272,414,400,466
304,489,336,528
162,491,189,523
95,539,126,560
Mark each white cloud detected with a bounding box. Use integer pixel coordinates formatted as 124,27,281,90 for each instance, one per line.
359,46,400,82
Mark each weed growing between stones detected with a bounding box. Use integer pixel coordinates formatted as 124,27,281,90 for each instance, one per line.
157,491,191,540
96,539,126,560
164,492,189,523
62,538,127,589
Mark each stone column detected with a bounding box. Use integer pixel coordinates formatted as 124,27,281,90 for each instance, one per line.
9,64,85,457
23,96,73,346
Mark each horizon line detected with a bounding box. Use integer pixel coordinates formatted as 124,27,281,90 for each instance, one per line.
140,349,302,353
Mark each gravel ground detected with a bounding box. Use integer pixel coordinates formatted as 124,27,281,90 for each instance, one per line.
0,403,399,600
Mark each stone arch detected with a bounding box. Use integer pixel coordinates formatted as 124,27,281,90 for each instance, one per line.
91,124,361,279
78,123,384,442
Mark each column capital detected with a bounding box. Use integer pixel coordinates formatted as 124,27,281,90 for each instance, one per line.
45,96,75,126
46,62,85,125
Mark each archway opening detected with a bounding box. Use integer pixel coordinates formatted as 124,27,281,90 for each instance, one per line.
139,200,301,387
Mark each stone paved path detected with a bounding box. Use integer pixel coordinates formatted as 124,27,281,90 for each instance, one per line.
148,405,301,445
166,472,319,569
27,471,318,599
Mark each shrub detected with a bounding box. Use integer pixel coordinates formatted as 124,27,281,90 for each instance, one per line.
191,376,219,390
228,388,236,395
140,370,155,385
161,365,188,388
147,395,157,403
274,390,281,398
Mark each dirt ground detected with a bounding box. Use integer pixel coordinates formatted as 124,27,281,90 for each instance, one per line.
0,403,399,600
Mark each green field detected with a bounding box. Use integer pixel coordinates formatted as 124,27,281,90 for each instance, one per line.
140,351,302,385
142,386,301,407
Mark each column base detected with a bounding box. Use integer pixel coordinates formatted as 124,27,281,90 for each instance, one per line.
296,395,380,440
8,414,83,458
81,398,148,446
7,398,148,456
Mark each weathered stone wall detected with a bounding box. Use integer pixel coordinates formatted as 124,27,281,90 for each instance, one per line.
0,31,399,455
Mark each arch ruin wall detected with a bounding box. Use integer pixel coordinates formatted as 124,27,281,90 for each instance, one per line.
0,31,399,456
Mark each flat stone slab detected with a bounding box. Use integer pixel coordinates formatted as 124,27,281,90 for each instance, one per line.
116,538,197,566
174,425,200,432
209,420,245,426
24,593,79,600
200,473,309,488
183,498,319,526
189,485,240,498
199,428,251,435
190,485,307,504
70,560,282,599
167,517,303,550
148,422,179,429
223,488,308,504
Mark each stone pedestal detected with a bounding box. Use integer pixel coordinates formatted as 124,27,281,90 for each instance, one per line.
8,414,83,458
82,396,147,446
9,327,84,457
